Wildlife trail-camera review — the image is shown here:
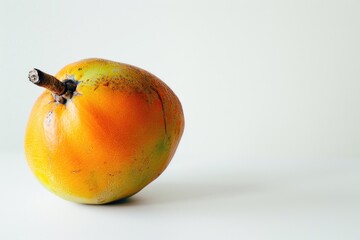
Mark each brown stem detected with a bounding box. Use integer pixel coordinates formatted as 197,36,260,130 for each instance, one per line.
28,69,66,96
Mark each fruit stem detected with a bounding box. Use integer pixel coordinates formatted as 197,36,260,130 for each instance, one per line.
28,69,67,96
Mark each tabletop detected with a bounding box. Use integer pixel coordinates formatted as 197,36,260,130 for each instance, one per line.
1,152,359,240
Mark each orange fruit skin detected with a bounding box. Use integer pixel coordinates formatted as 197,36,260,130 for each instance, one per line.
24,59,184,204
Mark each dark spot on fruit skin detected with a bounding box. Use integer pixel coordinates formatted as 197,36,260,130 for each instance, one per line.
45,111,53,126
103,82,109,87
78,68,82,71
150,86,167,135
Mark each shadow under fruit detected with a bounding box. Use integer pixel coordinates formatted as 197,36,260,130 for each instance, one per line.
24,58,184,204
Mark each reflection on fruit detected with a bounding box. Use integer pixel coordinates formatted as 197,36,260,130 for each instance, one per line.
25,58,184,204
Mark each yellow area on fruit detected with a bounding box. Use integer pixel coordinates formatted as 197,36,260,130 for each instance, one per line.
56,58,152,94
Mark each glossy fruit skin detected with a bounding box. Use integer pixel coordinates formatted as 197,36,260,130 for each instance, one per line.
24,59,184,204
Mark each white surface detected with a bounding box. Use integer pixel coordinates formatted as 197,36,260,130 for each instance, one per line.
1,152,360,240
1,0,360,158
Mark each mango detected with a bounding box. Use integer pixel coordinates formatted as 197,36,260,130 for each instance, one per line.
25,58,184,204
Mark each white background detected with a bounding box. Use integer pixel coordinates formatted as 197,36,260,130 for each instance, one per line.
1,0,360,239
